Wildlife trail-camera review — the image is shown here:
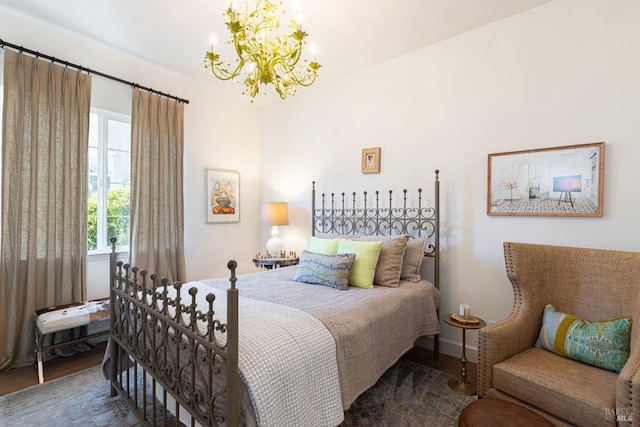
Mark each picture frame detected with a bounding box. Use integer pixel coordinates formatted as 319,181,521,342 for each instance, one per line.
487,142,604,217
362,147,381,174
206,168,240,223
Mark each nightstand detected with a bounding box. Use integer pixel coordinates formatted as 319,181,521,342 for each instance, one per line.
253,253,299,270
443,313,486,395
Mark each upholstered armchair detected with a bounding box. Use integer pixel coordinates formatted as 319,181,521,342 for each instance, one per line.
478,242,640,427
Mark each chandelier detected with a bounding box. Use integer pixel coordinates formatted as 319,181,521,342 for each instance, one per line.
203,0,321,100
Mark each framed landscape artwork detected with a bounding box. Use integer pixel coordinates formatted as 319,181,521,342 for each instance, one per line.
487,142,604,217
206,168,240,223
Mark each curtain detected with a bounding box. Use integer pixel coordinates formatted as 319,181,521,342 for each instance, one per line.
0,49,91,369
130,89,186,283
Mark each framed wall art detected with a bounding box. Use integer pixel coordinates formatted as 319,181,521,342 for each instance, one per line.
362,147,381,174
206,168,240,223
487,142,604,217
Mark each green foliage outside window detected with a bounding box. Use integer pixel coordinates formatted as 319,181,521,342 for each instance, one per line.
88,187,130,250
88,195,98,250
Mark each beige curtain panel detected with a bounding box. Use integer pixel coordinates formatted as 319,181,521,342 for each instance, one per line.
0,49,91,369
130,89,186,283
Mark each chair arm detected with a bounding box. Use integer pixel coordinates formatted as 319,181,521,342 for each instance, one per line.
477,306,542,397
616,341,640,427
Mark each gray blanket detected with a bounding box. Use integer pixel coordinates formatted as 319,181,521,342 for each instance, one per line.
200,265,441,409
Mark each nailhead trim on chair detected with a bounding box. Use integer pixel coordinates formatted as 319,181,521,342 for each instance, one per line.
477,242,525,398
623,363,640,426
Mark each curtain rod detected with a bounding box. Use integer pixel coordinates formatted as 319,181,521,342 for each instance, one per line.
0,38,189,104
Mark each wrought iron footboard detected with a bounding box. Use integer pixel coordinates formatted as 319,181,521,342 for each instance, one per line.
108,239,239,427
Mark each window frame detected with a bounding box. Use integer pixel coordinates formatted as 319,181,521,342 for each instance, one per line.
88,107,131,255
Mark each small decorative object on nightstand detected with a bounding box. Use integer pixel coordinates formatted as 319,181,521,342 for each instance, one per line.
443,312,486,395
253,251,299,270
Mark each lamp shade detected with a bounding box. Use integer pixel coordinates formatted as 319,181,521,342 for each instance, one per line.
261,202,289,226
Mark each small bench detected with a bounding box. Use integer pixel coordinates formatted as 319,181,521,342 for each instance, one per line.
34,297,110,383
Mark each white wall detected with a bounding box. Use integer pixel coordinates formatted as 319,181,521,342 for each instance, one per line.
0,5,263,300
260,0,640,360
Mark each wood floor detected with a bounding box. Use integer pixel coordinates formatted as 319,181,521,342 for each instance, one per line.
0,341,109,396
0,342,476,397
405,346,478,384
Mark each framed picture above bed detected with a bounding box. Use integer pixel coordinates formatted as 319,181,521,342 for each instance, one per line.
361,147,381,174
206,168,240,223
487,142,604,217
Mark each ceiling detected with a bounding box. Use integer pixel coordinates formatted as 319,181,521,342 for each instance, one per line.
0,0,553,104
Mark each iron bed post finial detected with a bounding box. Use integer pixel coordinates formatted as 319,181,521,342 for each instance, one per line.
227,260,238,289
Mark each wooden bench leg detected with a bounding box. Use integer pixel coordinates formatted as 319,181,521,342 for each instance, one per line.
35,328,45,384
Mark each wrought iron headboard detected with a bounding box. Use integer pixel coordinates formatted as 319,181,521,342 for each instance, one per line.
311,170,440,289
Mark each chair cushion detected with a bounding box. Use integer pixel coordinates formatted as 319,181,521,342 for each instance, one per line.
536,304,632,373
493,347,617,426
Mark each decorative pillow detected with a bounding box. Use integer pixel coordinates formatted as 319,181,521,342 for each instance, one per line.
293,251,356,290
400,236,428,282
536,304,632,373
336,239,383,289
353,235,410,287
305,236,339,255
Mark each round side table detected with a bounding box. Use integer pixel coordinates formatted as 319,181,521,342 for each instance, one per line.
443,313,486,395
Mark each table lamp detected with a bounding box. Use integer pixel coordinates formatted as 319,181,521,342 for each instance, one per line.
261,202,289,255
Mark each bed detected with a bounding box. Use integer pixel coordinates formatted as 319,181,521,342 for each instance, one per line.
107,170,441,426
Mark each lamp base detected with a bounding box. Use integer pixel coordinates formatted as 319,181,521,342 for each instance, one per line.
266,238,283,255
266,226,283,255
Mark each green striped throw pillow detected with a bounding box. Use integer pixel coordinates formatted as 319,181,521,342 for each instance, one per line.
293,251,356,290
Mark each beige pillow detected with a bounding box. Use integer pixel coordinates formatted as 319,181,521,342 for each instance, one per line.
353,235,410,287
400,236,428,282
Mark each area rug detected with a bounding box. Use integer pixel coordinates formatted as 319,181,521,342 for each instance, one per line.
340,358,476,426
0,364,140,426
0,358,476,426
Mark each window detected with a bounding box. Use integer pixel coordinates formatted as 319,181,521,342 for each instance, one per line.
88,109,131,253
